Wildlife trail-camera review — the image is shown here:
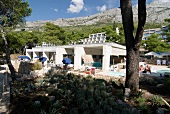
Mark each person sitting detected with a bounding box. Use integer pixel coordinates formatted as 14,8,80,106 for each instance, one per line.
143,65,151,74
139,65,144,73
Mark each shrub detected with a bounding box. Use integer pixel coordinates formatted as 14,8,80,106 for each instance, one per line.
137,96,146,106
151,95,165,107
32,61,42,70
164,78,170,93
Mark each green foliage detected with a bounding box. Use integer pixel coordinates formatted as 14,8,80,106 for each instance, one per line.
105,25,125,45
144,34,170,52
33,100,41,108
151,95,165,107
137,104,152,114
0,0,32,27
62,23,125,45
136,96,152,114
137,96,146,106
44,73,128,114
2,22,127,54
42,22,65,45
11,72,170,113
164,78,170,93
144,23,163,29
32,61,42,70
0,0,33,65
11,73,129,113
164,18,170,23
5,31,40,53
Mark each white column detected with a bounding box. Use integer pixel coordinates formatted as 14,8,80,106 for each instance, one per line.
43,51,47,58
26,50,31,59
102,45,112,71
33,51,36,58
74,47,85,70
55,48,63,65
42,50,47,65
33,51,37,61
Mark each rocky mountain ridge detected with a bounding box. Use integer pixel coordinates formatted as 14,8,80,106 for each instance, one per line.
25,1,170,28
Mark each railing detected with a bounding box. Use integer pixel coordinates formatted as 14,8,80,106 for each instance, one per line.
0,71,8,99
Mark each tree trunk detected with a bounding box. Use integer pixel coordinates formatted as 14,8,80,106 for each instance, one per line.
120,0,146,93
0,26,16,81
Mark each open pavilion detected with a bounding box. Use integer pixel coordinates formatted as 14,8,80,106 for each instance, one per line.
26,42,126,71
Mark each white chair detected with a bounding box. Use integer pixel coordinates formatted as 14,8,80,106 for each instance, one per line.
162,60,166,65
157,60,161,65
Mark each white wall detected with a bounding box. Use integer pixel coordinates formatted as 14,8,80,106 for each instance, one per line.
74,47,85,70
102,45,112,71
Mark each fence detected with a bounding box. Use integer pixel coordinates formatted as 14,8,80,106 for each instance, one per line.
0,70,8,99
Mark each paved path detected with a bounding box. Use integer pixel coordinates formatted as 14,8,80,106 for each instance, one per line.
0,65,10,114
149,64,170,71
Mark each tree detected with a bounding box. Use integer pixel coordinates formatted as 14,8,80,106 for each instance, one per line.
6,31,40,54
0,0,32,81
42,22,66,45
144,34,170,52
120,0,146,93
103,25,125,45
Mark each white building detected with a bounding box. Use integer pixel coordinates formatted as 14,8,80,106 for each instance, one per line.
142,26,169,40
26,33,126,71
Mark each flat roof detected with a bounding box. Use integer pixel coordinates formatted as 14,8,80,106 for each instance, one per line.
29,42,126,50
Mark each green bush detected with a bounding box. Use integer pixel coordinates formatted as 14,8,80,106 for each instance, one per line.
32,61,42,70
164,78,170,92
151,95,165,107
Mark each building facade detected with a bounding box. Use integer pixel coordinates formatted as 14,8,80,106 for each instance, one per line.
26,33,126,71
142,26,169,40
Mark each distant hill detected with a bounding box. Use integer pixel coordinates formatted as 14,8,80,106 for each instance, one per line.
25,0,170,29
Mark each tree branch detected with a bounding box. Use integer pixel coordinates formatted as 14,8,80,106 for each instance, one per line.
0,1,5,8
134,0,146,50
120,0,135,48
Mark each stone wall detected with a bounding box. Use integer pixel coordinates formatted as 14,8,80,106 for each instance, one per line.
18,62,34,74
11,60,20,72
12,60,43,75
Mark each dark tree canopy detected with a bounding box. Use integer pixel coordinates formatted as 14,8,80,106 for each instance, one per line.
0,0,32,81
0,0,32,27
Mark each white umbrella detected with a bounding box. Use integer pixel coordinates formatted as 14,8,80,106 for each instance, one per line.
161,52,170,56
145,51,160,60
145,51,160,57
161,52,170,62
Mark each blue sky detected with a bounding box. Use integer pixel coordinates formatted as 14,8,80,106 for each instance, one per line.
26,0,156,22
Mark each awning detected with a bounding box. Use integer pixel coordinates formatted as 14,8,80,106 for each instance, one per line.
112,48,126,56
39,57,47,62
161,52,170,56
18,55,31,60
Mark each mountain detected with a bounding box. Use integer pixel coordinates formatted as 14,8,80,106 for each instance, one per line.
25,0,170,28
